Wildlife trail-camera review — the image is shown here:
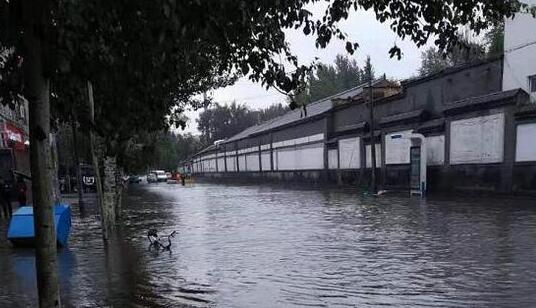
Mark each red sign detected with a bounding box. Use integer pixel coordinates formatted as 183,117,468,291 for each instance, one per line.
4,123,27,151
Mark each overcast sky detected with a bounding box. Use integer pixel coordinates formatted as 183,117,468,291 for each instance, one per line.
181,4,430,134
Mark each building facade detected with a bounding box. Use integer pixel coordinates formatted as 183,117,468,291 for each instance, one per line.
503,0,536,102
188,54,536,195
0,99,30,184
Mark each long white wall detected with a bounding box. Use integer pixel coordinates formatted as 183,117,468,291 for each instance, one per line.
503,0,536,101
191,111,536,175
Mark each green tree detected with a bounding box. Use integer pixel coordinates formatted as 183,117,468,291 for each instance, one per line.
418,38,487,76
295,54,375,105
486,21,505,56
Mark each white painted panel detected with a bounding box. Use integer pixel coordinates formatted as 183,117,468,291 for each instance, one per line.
426,135,445,166
238,155,246,172
226,156,236,172
339,137,360,169
295,144,324,170
246,153,260,171
385,130,412,164
277,147,297,170
516,123,536,162
328,149,338,169
450,114,504,164
365,144,382,168
261,152,271,171
217,158,225,172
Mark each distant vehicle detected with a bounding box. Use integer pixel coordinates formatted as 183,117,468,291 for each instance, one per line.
129,175,142,184
155,170,167,182
165,172,172,179
148,170,167,182
147,173,157,183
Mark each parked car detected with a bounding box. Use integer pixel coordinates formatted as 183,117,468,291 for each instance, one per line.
165,172,172,179
147,173,157,183
129,175,142,184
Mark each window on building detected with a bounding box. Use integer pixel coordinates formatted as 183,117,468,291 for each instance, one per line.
529,75,536,93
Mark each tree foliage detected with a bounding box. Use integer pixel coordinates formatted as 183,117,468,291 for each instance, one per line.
295,54,374,105
418,24,506,77
120,132,203,173
197,102,288,145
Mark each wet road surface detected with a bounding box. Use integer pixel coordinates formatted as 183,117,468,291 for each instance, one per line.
1,183,536,307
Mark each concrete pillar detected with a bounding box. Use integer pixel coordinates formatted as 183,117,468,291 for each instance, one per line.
501,108,516,193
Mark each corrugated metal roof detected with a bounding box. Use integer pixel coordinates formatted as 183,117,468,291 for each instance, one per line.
225,79,385,143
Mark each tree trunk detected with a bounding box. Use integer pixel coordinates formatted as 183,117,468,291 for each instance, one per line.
114,166,124,220
87,81,110,241
70,116,84,208
22,0,61,305
49,133,61,204
103,155,117,226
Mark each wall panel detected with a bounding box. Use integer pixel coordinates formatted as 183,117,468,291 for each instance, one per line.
328,149,338,169
261,152,271,171
385,130,412,164
365,144,382,168
450,113,504,164
339,137,360,169
516,123,536,162
426,135,445,166
246,153,260,171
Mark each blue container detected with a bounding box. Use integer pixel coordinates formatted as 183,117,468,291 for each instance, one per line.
7,204,72,247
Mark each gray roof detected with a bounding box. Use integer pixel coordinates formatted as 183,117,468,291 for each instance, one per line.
379,109,426,126
225,79,386,143
442,89,525,115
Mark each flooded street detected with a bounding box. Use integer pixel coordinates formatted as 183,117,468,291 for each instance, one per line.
1,183,536,307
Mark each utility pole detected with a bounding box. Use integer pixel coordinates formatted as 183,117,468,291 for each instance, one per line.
368,70,377,195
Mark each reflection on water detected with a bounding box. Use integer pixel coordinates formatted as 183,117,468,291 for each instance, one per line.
1,183,536,307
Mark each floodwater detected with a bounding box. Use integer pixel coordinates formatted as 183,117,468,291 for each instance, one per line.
1,183,536,307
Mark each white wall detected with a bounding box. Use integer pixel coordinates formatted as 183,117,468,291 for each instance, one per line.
450,113,505,164
246,153,260,171
275,143,324,170
503,0,536,101
339,137,360,169
217,158,225,172
226,156,236,172
328,149,338,169
426,135,445,166
516,122,536,162
261,152,271,171
365,144,382,168
276,147,295,170
238,155,246,172
385,130,412,164
295,144,324,170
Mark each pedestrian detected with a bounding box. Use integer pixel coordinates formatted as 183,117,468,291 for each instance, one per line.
16,175,27,207
0,177,12,218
